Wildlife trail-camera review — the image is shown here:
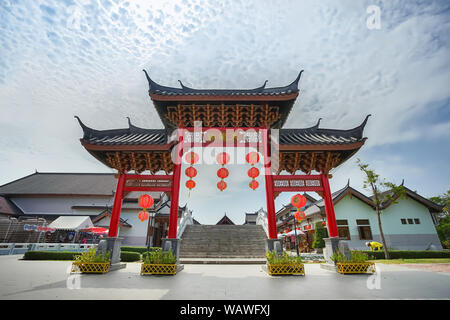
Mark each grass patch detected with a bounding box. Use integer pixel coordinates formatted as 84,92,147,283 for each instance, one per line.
369,258,450,264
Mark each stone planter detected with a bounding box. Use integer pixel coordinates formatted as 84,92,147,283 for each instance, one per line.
71,262,110,274
141,263,177,275
267,263,305,276
336,262,375,274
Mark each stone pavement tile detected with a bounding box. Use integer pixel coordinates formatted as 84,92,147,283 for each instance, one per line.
399,263,450,274
1,256,449,300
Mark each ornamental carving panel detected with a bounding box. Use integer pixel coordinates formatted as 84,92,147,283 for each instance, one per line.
166,103,280,128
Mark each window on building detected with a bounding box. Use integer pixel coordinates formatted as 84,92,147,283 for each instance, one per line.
414,218,420,224
336,220,351,240
356,219,373,240
401,219,407,224
407,219,414,224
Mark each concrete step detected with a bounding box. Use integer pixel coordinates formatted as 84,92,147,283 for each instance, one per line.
180,224,267,258
180,258,266,264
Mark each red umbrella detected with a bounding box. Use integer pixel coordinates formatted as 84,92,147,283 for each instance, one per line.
80,227,108,235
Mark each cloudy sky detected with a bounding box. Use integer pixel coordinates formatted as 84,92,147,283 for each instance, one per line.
0,0,449,224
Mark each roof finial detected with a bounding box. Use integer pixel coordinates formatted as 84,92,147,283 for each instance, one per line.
142,69,153,90
74,116,97,138
126,117,132,127
294,70,304,84
287,69,304,91
401,178,404,186
315,118,322,128
262,80,268,88
360,114,371,128
347,178,350,187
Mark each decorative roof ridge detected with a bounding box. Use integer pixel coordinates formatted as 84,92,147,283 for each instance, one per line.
280,115,370,140
75,116,167,139
262,70,303,93
143,68,302,95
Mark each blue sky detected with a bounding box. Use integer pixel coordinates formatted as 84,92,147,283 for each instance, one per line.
0,0,449,224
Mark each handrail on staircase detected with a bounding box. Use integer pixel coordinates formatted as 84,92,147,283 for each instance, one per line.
255,208,269,237
177,208,194,238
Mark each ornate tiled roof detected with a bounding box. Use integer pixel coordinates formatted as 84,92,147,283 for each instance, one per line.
75,116,168,146
143,69,303,97
279,115,370,146
76,116,370,147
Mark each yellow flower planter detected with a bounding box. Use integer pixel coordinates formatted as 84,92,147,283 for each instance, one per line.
336,262,376,274
267,263,305,276
71,262,110,274
141,263,177,275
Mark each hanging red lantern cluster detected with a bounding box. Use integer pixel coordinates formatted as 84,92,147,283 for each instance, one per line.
322,221,327,226
185,151,199,191
246,151,260,190
216,152,230,191
291,193,307,222
137,194,154,222
305,225,312,230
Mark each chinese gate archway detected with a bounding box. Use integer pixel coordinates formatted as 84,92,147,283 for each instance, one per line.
75,69,369,261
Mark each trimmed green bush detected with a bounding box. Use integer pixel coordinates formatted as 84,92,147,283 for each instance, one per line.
265,250,303,264
23,251,82,260
120,251,141,262
75,247,110,263
312,221,327,249
120,246,161,254
363,250,450,260
143,250,177,264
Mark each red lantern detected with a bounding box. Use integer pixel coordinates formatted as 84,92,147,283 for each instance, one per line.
185,166,197,178
295,211,306,221
216,152,230,165
291,194,307,209
249,180,259,190
185,152,199,164
217,167,229,179
322,221,326,226
186,180,196,190
247,167,260,179
305,224,311,230
138,194,154,209
138,210,149,222
245,152,260,165
217,180,227,191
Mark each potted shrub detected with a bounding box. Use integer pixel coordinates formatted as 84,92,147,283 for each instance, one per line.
312,221,327,254
265,250,305,276
141,250,177,275
331,249,375,274
71,247,110,274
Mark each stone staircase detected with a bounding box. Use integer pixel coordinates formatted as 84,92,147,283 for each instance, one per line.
179,225,267,258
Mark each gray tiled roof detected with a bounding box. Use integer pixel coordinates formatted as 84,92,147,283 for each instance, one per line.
76,116,369,147
76,117,168,146
143,69,303,97
279,116,369,145
0,172,117,196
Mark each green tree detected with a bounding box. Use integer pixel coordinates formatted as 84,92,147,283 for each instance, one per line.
356,158,406,260
429,191,449,248
312,221,327,252
429,190,450,218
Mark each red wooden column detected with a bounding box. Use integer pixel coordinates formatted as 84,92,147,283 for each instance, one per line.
168,128,183,239
320,173,338,238
263,129,278,239
108,173,127,237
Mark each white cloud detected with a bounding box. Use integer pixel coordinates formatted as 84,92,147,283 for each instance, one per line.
0,0,449,219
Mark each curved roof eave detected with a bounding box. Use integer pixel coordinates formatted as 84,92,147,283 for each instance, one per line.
143,69,303,96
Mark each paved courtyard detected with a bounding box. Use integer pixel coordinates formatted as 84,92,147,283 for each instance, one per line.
0,255,449,300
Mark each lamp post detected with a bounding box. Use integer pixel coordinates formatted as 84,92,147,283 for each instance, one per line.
147,210,157,253
290,207,300,257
